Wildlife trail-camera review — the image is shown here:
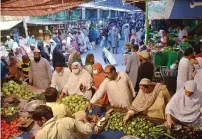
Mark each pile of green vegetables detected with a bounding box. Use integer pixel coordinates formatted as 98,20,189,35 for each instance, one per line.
1,105,19,117
164,47,174,52
58,95,89,113
2,81,34,100
105,112,174,139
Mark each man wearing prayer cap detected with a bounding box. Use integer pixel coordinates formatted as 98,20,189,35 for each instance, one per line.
5,36,14,49
29,48,52,89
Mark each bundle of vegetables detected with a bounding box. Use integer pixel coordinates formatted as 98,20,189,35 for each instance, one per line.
1,119,23,139
2,80,34,100
58,95,89,113
170,126,202,139
104,112,174,139
104,112,125,131
28,92,45,102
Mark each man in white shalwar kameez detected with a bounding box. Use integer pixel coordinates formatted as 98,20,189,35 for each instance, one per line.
125,44,140,88
90,65,135,108
51,63,71,92
33,105,93,139
194,57,202,92
61,62,93,99
29,48,52,89
49,39,56,60
5,36,14,49
124,26,130,43
176,48,194,91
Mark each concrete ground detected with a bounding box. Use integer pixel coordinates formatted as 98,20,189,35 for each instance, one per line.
81,40,126,72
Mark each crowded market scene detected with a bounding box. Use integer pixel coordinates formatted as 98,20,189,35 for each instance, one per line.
1,0,202,139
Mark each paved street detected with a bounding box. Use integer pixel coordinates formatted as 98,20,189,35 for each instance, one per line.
81,40,126,72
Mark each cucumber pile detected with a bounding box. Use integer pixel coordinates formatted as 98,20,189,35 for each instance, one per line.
104,112,174,139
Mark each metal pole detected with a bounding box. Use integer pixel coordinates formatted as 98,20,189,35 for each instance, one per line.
145,0,149,45
23,19,28,38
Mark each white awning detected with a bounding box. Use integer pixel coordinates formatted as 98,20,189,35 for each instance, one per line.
26,20,64,25
0,20,22,31
80,3,141,13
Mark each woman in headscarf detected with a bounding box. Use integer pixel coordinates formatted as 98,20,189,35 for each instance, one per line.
194,57,202,92
84,53,95,75
7,56,20,80
61,62,93,99
68,48,82,70
52,44,65,68
37,40,50,61
14,47,23,62
123,78,170,123
165,80,202,128
92,63,109,105
70,35,80,52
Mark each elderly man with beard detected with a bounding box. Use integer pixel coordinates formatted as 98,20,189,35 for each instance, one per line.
29,48,52,89
51,63,71,92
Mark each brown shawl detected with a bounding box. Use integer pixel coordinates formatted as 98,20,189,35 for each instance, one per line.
130,83,165,112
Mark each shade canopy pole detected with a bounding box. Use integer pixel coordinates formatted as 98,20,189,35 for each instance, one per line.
145,0,149,45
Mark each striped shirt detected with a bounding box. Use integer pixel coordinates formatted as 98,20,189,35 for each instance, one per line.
18,61,30,77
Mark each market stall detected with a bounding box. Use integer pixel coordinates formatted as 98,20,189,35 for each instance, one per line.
1,80,202,139
148,0,202,68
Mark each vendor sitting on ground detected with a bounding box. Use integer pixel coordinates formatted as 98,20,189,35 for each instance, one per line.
45,87,72,118
61,62,93,99
123,78,170,123
165,80,202,128
33,105,93,139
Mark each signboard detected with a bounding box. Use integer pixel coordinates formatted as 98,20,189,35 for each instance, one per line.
86,9,97,20
56,10,68,20
148,0,202,19
71,9,81,20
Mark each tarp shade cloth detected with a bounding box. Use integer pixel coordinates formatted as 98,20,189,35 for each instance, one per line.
1,0,84,16
0,20,22,31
